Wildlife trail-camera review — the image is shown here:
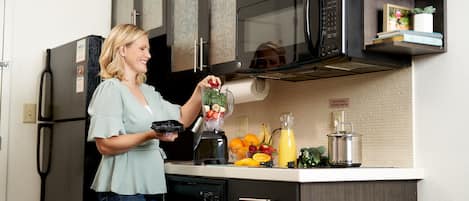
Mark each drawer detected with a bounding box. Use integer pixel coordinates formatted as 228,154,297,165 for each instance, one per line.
228,179,299,201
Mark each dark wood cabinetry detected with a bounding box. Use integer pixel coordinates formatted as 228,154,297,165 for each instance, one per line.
300,181,417,201
166,174,418,201
364,0,446,56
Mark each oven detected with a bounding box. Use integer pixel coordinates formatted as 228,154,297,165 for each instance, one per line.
166,174,227,201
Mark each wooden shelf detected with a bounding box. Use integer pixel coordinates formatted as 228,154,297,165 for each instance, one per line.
365,41,445,56
363,0,446,56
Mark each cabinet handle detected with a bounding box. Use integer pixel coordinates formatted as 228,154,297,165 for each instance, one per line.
199,37,206,71
131,9,140,25
193,39,198,72
239,198,271,201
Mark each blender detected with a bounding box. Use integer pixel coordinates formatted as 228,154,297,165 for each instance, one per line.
193,81,234,165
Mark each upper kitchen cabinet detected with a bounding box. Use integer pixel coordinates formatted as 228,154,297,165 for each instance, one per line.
168,0,207,72
364,0,446,55
169,0,237,73
111,0,166,38
209,0,236,66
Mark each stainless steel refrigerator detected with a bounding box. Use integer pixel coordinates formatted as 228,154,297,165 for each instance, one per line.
36,35,103,201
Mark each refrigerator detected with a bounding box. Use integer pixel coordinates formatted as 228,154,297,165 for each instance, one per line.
36,35,103,201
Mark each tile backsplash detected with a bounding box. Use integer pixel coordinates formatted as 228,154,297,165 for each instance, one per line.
224,68,412,167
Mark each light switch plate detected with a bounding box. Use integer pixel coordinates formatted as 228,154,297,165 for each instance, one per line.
23,103,36,123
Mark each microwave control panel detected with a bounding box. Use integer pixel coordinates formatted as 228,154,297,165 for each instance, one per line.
321,0,341,58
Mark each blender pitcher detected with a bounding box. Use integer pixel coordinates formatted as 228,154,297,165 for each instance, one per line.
201,84,234,131
193,83,234,165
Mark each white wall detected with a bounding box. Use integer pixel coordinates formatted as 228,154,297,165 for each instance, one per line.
414,1,469,201
5,0,110,201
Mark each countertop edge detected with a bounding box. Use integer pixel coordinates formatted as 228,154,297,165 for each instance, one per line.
164,163,424,182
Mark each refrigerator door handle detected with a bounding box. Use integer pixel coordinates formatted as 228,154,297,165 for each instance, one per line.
38,49,53,121
36,123,53,201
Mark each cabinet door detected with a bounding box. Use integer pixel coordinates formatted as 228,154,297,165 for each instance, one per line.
112,0,135,26
300,181,417,201
170,0,210,73
228,179,300,201
170,0,199,72
137,0,163,31
209,0,236,65
112,0,165,37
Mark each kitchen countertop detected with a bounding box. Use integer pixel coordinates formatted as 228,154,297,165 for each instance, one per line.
164,162,424,182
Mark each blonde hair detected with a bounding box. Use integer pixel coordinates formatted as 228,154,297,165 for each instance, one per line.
99,24,148,84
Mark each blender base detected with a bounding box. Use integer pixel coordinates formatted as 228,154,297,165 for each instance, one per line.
193,130,229,165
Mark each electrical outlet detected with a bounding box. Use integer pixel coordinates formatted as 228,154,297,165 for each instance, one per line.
23,103,37,123
331,110,345,130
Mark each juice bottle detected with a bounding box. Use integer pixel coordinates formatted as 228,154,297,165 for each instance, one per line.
278,112,297,168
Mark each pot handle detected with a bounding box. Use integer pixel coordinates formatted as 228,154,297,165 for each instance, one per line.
336,122,354,133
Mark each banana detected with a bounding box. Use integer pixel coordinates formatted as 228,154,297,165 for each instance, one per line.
260,123,272,145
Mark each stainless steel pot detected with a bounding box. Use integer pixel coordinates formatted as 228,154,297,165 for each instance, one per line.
327,122,362,167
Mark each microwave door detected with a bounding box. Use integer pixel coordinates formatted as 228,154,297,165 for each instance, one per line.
237,0,304,71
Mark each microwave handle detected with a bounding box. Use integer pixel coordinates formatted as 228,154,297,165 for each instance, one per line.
304,0,321,53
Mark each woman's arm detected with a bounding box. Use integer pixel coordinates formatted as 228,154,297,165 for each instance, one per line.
180,75,221,127
95,130,178,155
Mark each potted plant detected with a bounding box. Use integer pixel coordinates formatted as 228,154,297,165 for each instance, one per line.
412,6,436,33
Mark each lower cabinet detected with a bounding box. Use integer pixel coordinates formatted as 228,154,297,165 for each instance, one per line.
166,174,417,201
300,180,417,201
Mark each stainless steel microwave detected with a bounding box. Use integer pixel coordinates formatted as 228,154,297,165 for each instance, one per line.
215,0,411,81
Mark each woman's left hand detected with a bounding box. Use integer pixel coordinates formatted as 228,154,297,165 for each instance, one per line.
157,132,179,142
198,75,222,89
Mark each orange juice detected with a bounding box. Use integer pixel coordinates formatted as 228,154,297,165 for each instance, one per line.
277,112,297,168
278,128,297,168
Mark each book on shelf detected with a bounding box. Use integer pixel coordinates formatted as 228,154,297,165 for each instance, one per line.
372,34,443,46
377,30,443,39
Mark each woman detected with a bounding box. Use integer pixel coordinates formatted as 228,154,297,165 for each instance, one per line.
87,24,221,201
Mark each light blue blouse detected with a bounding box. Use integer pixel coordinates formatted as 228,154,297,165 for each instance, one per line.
87,78,181,195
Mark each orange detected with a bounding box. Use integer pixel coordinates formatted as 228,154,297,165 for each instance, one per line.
243,133,260,146
229,138,244,149
252,153,272,163
235,148,248,160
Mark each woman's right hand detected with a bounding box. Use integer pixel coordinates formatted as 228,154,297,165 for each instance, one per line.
197,75,222,90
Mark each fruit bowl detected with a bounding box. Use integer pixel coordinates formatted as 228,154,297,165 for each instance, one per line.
229,134,276,167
